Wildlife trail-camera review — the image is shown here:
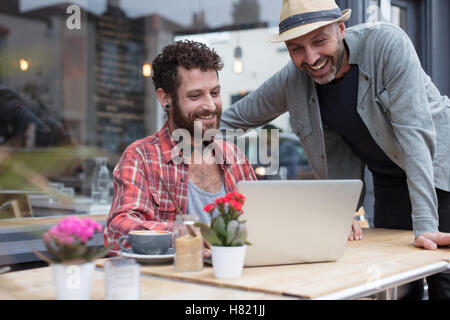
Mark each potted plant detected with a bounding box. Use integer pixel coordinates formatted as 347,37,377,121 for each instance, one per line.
34,216,110,300
195,192,250,279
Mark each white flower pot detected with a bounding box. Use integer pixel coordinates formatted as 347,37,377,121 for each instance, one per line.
51,262,95,300
210,245,247,279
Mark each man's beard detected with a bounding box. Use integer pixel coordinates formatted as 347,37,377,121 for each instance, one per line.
305,37,346,85
172,101,222,138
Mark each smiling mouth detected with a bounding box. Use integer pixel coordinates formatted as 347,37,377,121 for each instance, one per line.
308,58,329,72
195,114,216,121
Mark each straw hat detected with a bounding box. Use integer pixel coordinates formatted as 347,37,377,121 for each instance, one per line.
269,0,351,43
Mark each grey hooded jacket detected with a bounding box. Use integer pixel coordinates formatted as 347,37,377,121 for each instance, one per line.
221,22,450,238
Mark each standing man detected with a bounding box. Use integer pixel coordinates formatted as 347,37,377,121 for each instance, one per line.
104,40,256,252
221,0,450,299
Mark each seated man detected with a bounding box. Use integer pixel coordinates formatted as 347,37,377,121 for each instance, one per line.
104,40,256,251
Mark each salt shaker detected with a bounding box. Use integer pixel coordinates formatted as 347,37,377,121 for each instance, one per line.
104,257,140,300
174,214,203,272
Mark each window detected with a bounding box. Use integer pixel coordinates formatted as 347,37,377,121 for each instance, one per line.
0,0,286,210
0,37,4,82
391,5,407,30
390,0,417,45
0,24,9,82
367,0,417,47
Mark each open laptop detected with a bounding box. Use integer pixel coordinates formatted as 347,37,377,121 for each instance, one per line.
236,180,363,267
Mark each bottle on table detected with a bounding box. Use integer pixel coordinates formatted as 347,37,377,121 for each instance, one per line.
91,157,112,204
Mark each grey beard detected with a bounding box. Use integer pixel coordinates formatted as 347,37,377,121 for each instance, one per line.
312,38,346,85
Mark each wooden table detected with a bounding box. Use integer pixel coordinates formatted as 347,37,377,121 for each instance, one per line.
95,228,450,300
0,266,292,300
1,229,449,300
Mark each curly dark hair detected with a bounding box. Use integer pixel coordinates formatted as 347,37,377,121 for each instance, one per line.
151,40,224,105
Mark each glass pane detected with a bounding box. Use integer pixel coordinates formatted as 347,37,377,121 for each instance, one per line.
0,1,310,222
368,0,382,21
391,5,407,31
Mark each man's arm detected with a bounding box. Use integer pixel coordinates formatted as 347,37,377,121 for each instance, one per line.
380,25,448,247
221,64,292,130
104,149,172,251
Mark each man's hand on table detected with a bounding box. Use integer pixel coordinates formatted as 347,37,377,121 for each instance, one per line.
414,232,450,250
203,248,211,258
203,240,211,258
348,220,363,241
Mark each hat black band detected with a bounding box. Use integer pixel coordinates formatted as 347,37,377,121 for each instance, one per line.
279,8,343,34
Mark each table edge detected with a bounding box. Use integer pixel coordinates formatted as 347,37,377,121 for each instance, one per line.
315,261,450,300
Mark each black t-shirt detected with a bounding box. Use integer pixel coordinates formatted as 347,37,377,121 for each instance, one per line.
316,64,405,178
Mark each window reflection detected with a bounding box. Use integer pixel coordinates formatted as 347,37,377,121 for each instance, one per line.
0,0,283,153
0,0,305,215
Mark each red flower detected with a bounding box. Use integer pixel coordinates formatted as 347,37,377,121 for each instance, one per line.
215,197,227,205
205,192,246,217
229,200,243,212
203,203,216,213
225,192,246,204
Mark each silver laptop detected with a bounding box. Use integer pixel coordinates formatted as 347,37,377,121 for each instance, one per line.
236,180,363,267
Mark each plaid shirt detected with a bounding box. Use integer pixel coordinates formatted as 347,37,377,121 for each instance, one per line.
103,123,257,251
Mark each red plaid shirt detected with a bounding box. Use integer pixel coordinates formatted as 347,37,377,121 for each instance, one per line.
103,123,257,251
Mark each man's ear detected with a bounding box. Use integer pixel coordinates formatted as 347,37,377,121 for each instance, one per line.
337,22,346,39
156,88,171,108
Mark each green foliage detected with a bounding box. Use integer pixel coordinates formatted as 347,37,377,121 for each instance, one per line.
212,216,227,243
195,222,222,246
0,146,112,191
226,220,239,245
195,217,248,247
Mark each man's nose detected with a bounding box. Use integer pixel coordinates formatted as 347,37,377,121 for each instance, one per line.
203,95,218,111
303,46,320,66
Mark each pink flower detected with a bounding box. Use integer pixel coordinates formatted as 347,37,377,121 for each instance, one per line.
47,228,75,245
40,216,107,263
84,218,103,233
45,216,103,245
60,234,75,245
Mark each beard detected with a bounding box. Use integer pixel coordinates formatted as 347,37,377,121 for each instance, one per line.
171,101,222,138
304,37,346,85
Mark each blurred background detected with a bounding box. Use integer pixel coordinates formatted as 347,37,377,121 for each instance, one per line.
0,0,449,268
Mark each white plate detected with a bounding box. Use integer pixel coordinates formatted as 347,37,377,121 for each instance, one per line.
115,248,175,264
